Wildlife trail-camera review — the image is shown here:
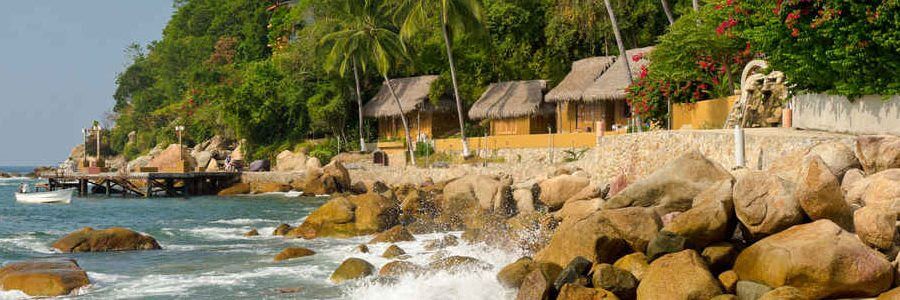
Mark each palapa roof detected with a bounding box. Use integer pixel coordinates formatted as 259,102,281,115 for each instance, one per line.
468,80,550,120
362,75,451,118
545,56,616,102
582,46,655,102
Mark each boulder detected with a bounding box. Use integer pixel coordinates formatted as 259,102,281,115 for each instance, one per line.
193,151,213,170
554,198,602,226
557,284,620,300
856,135,900,175
497,257,535,288
854,206,896,250
273,247,316,261
701,242,738,273
848,169,900,216
205,158,220,172
613,253,650,281
250,182,291,194
608,173,629,198
52,227,161,252
646,231,686,261
275,150,308,172
127,155,152,173
146,144,197,171
349,193,399,233
733,171,803,239
428,256,492,272
516,263,563,300
321,161,351,191
553,257,593,291
759,286,806,300
636,250,722,300
423,235,458,251
514,188,536,214
0,259,90,297
603,151,732,216
381,244,406,259
369,225,413,244
736,281,773,300
733,220,894,299
218,183,251,196
878,287,900,300
807,141,860,179
841,168,865,197
538,175,590,210
287,197,357,239
440,175,513,229
357,244,369,253
330,258,375,283
248,160,270,172
379,261,425,277
794,155,853,230
535,207,660,268
591,263,638,300
664,180,735,248
272,224,293,236
306,156,322,170
718,270,738,294
243,229,259,237
350,179,389,195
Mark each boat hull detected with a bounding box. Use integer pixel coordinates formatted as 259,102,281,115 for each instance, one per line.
15,188,74,204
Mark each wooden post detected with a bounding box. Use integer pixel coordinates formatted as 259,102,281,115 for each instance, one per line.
145,177,152,198
105,180,111,197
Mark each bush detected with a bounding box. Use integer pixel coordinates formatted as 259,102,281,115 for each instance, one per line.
413,141,435,158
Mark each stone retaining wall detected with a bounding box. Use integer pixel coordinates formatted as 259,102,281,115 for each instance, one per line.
793,94,900,136
350,128,854,186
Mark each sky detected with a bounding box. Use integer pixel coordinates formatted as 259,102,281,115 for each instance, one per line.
0,2,174,166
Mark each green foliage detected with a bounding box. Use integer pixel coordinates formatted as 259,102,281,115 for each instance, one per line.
413,141,435,157
307,139,341,164
562,148,589,162
223,60,309,146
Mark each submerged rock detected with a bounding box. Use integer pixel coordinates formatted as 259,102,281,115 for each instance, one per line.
381,244,406,259
0,259,91,297
52,227,161,252
218,183,251,196
243,228,259,237
272,224,293,236
428,256,492,273
330,258,375,283
274,247,316,262
379,261,425,277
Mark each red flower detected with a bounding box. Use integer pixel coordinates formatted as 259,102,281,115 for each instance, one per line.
632,53,644,62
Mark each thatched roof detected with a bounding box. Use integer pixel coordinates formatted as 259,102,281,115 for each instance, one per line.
362,75,451,118
582,46,655,102
545,56,616,102
468,80,549,120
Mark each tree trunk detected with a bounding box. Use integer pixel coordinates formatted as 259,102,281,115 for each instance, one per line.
693,0,700,11
352,61,367,152
382,74,417,166
660,0,675,25
441,22,471,158
603,0,642,132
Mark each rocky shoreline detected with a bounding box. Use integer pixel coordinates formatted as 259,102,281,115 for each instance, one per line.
3,134,899,299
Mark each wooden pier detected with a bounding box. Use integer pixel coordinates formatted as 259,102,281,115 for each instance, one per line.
43,172,241,198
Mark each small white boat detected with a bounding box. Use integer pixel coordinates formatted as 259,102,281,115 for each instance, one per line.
15,188,75,204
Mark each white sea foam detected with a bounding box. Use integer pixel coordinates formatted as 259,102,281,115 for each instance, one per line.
180,227,251,241
0,290,28,300
210,218,276,225
0,234,55,254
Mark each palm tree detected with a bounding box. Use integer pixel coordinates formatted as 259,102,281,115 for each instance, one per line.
322,0,417,164
396,0,485,158
693,0,700,11
602,0,642,132
660,0,675,25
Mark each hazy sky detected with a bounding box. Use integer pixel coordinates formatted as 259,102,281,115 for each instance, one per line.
0,2,173,166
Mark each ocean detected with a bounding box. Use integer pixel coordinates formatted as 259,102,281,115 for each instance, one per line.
0,177,518,299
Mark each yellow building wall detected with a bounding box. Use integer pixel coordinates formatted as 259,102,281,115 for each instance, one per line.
490,117,530,136
558,101,629,133
672,96,738,130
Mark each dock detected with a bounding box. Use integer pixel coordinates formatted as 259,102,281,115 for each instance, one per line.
43,171,241,198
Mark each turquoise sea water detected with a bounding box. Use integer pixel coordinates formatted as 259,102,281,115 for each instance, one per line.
0,177,517,300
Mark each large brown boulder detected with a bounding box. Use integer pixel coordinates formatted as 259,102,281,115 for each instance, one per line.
846,169,900,216
440,175,513,229
794,155,853,230
807,141,860,179
379,261,425,277
428,256,492,272
603,151,732,216
856,135,900,175
330,258,375,283
368,225,415,244
497,257,535,288
321,161,352,191
52,227,161,252
538,175,590,210
664,180,735,248
854,206,896,250
614,253,650,281
274,150,308,172
218,182,251,196
146,144,196,171
535,207,660,268
273,247,316,261
557,284,620,300
591,263,638,300
0,259,90,297
636,250,723,300
250,182,291,194
350,193,400,234
288,194,399,239
733,220,894,299
732,171,803,239
516,263,563,300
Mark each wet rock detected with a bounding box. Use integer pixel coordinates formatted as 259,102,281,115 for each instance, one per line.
603,151,732,215
646,231,686,261
497,257,535,288
276,287,303,294
0,259,91,297
553,257,593,291
381,244,406,259
854,206,897,250
733,171,803,239
664,180,735,248
356,244,369,253
591,263,638,300
423,235,458,251
613,253,649,281
369,225,415,244
513,188,536,214
218,183,251,196
350,193,400,234
516,263,563,300
734,220,894,299
428,256,492,273
718,270,738,294
557,284,620,300
350,179,389,194
272,224,293,236
250,182,291,194
274,247,316,261
330,258,375,283
287,197,356,239
535,207,660,268
538,175,590,210
52,227,161,252
243,228,259,237
856,135,900,175
795,155,853,230
440,174,513,229
379,261,425,277
636,250,722,300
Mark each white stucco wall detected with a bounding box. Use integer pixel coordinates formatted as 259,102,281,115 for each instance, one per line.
792,94,900,136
